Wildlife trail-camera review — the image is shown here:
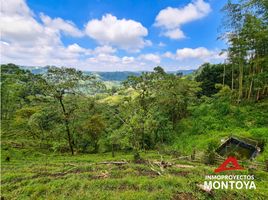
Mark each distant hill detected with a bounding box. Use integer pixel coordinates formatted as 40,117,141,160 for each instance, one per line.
19,66,194,81
91,71,141,81
168,70,195,76
19,66,50,74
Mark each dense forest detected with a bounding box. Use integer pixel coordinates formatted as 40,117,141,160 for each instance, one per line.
1,0,268,199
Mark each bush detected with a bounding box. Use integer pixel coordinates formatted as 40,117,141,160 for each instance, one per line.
204,142,217,165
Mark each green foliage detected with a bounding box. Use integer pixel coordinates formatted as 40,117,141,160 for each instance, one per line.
221,0,268,101
1,0,268,197
204,142,217,165
77,114,106,153
1,2,268,200
1,63,267,158
195,63,232,96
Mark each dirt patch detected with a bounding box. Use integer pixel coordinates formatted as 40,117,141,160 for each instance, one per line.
117,165,127,170
172,192,196,200
133,158,148,164
91,171,109,179
137,169,158,177
134,166,158,177
170,171,190,177
118,184,139,191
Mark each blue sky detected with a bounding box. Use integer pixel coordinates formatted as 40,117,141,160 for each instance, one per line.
1,0,227,71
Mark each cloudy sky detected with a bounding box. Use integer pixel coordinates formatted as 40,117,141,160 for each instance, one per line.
0,0,227,71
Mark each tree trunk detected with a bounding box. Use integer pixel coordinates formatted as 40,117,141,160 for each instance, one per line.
238,63,243,102
262,86,267,96
255,65,262,101
256,89,260,101
141,124,145,150
223,64,226,86
94,140,99,153
248,66,254,100
112,143,115,157
231,65,234,90
59,97,74,155
248,79,253,99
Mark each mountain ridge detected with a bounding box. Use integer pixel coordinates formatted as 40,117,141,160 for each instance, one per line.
18,66,195,81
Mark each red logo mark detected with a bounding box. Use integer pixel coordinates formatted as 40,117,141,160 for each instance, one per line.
214,157,244,173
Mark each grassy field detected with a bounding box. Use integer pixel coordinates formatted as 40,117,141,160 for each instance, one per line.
1,147,268,200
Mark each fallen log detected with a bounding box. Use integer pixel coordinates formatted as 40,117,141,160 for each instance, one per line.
150,166,162,176
174,164,194,168
149,160,162,176
98,161,128,165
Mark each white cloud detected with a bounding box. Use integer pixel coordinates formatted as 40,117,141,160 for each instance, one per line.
163,29,185,40
66,44,117,56
85,14,150,51
162,47,227,71
1,0,32,16
163,47,226,61
0,0,82,47
139,53,161,64
1,41,10,46
95,53,121,63
163,51,174,59
0,0,162,71
158,42,166,47
122,56,135,64
155,0,211,39
93,45,117,54
40,13,83,37
176,47,212,60
0,3,43,44
67,43,88,53
0,0,224,72
0,0,87,66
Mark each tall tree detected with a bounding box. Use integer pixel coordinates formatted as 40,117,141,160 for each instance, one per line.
221,0,268,101
43,67,103,154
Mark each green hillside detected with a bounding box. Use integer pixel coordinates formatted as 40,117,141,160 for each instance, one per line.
1,0,268,199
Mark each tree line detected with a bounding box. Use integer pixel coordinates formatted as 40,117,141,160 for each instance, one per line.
1,64,200,155
220,0,268,101
1,0,267,156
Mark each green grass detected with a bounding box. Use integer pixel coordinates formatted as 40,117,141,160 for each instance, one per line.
172,128,268,163
173,99,268,162
1,147,268,200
